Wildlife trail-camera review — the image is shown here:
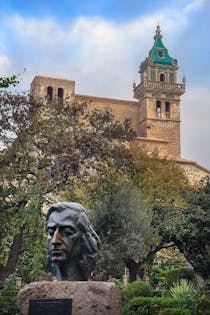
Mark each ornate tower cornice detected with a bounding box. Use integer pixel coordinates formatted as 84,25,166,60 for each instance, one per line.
134,25,185,100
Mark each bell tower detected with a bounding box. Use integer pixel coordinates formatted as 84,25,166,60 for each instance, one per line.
133,25,186,158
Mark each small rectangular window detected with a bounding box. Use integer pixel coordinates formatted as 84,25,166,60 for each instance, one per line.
47,86,53,101
156,100,161,118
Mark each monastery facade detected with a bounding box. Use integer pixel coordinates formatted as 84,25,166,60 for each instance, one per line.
30,26,209,184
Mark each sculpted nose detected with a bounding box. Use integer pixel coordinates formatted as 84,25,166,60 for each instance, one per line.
52,228,62,244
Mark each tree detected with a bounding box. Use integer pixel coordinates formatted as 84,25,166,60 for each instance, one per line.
88,178,158,282
129,144,188,204
63,140,188,282
0,91,135,282
152,178,210,279
0,75,20,88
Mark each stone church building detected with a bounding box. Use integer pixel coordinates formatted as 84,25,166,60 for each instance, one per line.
30,25,209,184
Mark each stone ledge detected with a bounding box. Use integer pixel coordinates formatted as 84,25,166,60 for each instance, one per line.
17,281,121,315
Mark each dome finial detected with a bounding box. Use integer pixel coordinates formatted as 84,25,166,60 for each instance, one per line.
154,24,162,39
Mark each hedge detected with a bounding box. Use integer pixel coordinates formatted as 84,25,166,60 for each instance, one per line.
121,280,152,303
122,297,188,315
158,308,190,315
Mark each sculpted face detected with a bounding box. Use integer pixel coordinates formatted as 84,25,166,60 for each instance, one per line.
46,202,100,281
46,209,80,264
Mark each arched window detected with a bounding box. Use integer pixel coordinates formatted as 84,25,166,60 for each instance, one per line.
47,86,53,101
58,87,64,102
156,100,161,118
165,101,170,118
160,73,165,82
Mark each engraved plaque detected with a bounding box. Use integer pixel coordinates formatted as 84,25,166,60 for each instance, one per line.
28,298,72,315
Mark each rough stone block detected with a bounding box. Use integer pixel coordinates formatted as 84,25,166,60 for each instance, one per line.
17,281,121,315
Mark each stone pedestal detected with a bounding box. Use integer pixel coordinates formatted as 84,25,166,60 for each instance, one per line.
17,281,121,315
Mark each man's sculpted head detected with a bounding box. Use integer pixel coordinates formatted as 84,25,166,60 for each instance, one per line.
46,202,100,281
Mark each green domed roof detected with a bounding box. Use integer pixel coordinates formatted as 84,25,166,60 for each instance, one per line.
140,25,177,70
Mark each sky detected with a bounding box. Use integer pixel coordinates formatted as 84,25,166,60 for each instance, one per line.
0,0,210,170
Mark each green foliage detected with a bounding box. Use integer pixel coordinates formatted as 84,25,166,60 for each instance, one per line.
149,266,167,288
122,280,152,303
0,75,19,88
16,230,47,282
89,179,157,280
158,308,190,315
196,295,210,315
0,92,135,282
122,297,187,315
152,290,169,297
149,265,197,291
170,279,198,300
130,145,188,204
107,277,124,289
0,273,21,315
166,268,197,288
152,179,210,279
199,279,210,296
63,125,189,282
1,87,205,288
0,185,46,282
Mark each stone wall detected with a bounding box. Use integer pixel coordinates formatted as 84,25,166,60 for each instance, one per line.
135,137,170,157
30,76,75,102
76,94,140,133
146,119,180,158
176,159,210,185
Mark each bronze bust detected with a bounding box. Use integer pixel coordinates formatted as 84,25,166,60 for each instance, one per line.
46,202,100,281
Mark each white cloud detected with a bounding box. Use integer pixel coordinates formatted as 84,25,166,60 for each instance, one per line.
184,0,204,12
5,15,66,48
181,86,210,169
0,54,10,74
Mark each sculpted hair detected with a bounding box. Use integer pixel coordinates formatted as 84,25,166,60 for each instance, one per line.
46,202,100,280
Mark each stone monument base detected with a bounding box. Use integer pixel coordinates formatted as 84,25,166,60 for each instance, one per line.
17,281,121,315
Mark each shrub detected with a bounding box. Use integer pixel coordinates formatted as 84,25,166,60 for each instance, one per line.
196,295,210,315
170,279,198,300
199,279,210,297
166,268,196,288
158,308,190,315
121,280,152,303
122,296,187,315
0,273,21,315
149,266,167,288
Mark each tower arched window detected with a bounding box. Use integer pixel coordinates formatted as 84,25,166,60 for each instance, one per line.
160,73,165,82
156,100,161,118
165,101,170,118
47,86,53,102
58,87,64,102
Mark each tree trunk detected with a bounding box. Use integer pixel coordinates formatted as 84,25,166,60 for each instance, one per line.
139,265,148,281
126,259,141,282
174,240,208,280
125,243,173,283
0,228,24,282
